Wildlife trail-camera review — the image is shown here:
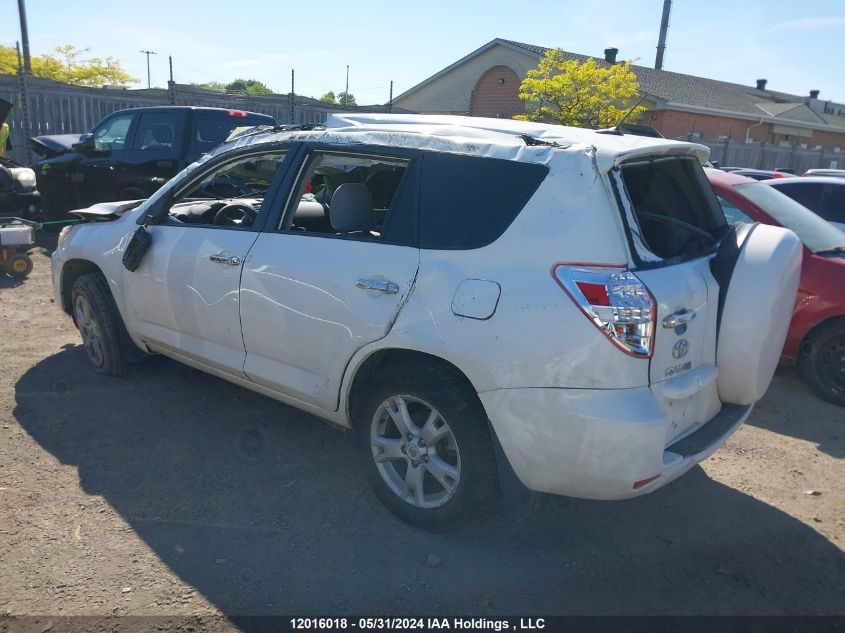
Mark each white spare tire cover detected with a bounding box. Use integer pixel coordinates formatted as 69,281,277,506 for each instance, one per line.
716,224,802,405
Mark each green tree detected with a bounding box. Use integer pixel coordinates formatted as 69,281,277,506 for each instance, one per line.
225,78,272,96
196,81,227,93
319,91,337,104
0,44,136,87
336,91,357,107
514,49,644,128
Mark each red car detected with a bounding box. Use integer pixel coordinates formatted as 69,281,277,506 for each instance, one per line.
707,168,845,406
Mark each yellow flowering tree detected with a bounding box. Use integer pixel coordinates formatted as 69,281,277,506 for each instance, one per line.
0,44,136,88
515,49,644,128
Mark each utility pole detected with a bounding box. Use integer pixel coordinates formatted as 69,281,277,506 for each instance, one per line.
16,0,31,74
290,69,295,124
15,42,33,165
167,55,176,104
655,0,671,70
344,64,349,107
140,50,157,89
388,80,393,114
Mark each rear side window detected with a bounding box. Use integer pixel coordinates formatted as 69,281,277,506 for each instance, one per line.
419,154,548,249
821,184,845,223
131,111,186,152
775,182,824,211
193,111,273,154
618,157,726,261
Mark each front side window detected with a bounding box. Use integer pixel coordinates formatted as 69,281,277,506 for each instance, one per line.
281,150,413,242
165,150,287,228
618,156,727,261
93,113,134,151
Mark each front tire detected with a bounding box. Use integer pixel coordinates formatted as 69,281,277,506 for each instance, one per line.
353,363,498,531
71,273,130,376
798,320,845,407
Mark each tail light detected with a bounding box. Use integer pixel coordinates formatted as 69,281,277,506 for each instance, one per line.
226,109,248,118
552,264,655,358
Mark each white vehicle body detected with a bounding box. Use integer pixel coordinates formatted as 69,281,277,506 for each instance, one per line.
52,114,801,514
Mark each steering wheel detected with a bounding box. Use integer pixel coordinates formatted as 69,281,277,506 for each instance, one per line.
213,202,257,227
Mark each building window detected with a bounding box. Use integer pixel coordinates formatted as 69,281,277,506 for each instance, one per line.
800,143,808,149
835,147,842,153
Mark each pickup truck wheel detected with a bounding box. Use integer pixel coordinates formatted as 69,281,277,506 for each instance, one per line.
798,321,845,407
353,364,498,531
71,273,129,377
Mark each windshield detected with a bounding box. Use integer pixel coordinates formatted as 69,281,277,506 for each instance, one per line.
734,182,845,253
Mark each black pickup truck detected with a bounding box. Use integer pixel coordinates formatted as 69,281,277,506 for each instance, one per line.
32,106,275,218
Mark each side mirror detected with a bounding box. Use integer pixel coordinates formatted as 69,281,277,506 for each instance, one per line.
72,133,95,154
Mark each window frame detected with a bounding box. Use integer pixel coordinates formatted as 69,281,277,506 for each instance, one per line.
143,142,295,233
267,142,421,247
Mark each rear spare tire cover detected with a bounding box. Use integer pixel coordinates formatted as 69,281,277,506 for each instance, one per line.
715,224,801,405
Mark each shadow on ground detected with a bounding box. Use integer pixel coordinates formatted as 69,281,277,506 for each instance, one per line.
14,347,845,616
747,368,845,458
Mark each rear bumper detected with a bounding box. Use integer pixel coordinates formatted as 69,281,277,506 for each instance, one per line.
479,386,751,500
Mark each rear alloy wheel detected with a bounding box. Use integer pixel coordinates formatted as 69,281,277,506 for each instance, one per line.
799,321,845,407
71,273,130,376
371,395,461,509
353,364,499,531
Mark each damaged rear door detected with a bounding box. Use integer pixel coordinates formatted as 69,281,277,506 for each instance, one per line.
239,144,421,411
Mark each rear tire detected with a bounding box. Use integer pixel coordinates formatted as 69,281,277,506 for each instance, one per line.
71,273,130,377
352,362,499,531
798,320,845,407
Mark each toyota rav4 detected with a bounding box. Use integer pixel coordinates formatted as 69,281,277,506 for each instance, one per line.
51,114,802,530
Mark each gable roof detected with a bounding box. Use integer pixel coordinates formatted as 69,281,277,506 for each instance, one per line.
398,38,845,133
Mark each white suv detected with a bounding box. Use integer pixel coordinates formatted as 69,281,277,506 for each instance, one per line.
52,114,801,530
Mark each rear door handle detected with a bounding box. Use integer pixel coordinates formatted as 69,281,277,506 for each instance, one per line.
662,308,696,329
356,279,399,294
209,253,241,266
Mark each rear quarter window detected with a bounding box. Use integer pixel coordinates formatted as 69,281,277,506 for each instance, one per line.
418,153,548,249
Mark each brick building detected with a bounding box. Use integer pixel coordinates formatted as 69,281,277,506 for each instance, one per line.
394,39,845,167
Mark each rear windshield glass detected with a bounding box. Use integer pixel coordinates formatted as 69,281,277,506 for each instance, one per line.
618,156,726,261
419,153,548,249
735,182,845,253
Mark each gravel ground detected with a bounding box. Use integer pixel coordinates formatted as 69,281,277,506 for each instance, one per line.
1,238,844,621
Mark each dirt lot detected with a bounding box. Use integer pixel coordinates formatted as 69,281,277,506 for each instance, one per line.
1,239,844,619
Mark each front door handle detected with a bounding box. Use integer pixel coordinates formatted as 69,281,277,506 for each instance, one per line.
356,279,399,294
662,308,696,329
209,253,242,266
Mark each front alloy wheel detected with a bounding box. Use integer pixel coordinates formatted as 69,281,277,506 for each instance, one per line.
370,395,461,509
74,293,105,368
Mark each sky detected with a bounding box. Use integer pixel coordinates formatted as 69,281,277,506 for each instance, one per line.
2,0,844,104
